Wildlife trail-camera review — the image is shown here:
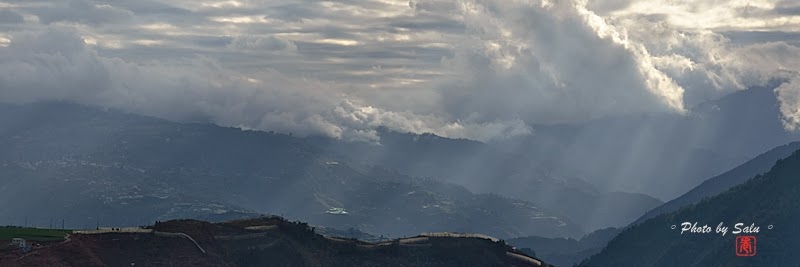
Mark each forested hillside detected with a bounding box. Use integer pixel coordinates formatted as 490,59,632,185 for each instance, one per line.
582,150,800,266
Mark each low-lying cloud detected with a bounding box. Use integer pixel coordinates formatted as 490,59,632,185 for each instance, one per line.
0,0,798,141
0,26,532,142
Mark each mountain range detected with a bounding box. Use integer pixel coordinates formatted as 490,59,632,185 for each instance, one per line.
508,227,621,267
508,141,800,266
309,128,662,232
2,81,799,266
0,102,580,239
497,80,800,200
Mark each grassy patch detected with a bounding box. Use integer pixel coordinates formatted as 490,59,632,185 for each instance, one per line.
0,227,71,241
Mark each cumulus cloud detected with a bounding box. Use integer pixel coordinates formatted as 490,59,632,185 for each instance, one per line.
776,79,800,131
613,17,750,105
603,4,800,122
426,0,685,124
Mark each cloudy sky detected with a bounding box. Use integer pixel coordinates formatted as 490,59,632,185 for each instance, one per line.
0,0,799,141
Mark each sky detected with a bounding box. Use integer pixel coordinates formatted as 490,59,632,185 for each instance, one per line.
0,0,799,142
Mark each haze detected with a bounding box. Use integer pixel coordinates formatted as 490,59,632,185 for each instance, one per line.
1,0,799,227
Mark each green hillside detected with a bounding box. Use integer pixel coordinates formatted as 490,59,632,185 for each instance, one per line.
0,227,71,241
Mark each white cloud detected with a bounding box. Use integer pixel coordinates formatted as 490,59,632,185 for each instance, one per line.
0,0,799,141
613,0,787,31
601,2,797,105
0,26,531,142
428,0,685,124
776,79,800,131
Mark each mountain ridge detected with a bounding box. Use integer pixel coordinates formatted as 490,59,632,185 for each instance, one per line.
581,148,800,266
309,128,663,232
632,141,800,226
0,102,581,239
0,216,554,266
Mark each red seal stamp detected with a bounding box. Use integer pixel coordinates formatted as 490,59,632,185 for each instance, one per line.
735,236,756,257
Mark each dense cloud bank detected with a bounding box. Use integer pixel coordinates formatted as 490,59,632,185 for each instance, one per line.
0,0,798,140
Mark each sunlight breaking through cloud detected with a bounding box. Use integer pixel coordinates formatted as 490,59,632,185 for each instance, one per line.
0,0,797,141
